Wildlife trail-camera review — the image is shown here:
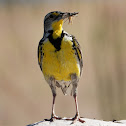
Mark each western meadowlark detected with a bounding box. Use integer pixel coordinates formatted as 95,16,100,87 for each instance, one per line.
38,11,84,123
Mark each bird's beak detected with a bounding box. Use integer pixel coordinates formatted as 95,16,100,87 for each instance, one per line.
62,12,79,20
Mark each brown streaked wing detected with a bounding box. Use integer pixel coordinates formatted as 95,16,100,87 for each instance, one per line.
72,35,83,75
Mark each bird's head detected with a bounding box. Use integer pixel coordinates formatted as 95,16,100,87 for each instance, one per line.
44,11,78,37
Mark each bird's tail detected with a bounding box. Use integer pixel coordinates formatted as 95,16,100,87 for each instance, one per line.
61,83,73,96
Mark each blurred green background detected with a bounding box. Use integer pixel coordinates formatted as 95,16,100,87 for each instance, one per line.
0,0,126,126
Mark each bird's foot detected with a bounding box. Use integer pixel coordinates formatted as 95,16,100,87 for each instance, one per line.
65,114,85,124
44,115,62,122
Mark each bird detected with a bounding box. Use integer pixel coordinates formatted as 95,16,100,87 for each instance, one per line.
38,11,84,123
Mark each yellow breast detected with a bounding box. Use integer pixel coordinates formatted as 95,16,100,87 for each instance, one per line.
42,38,80,81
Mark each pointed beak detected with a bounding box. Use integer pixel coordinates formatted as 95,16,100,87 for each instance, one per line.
62,12,79,19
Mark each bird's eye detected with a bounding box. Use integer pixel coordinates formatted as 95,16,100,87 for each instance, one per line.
49,15,54,18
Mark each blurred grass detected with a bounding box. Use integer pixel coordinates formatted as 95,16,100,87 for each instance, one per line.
0,1,126,126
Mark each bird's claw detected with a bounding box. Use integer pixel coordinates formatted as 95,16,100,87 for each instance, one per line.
71,117,85,124
45,114,85,124
44,115,62,122
65,114,85,124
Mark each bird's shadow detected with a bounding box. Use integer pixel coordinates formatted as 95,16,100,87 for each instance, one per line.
27,120,44,126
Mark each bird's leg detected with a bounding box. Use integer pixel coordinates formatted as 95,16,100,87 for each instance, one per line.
45,94,61,121
51,94,56,118
71,94,85,124
65,74,85,123
65,94,85,123
45,77,62,121
73,94,79,119
50,94,62,121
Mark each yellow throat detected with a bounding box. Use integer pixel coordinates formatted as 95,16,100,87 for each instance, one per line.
52,19,63,39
